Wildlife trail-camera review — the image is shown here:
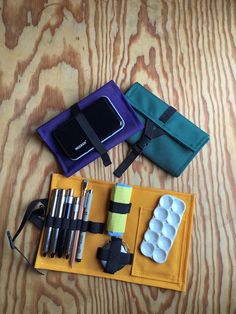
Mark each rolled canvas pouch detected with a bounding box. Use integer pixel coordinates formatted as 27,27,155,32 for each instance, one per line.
114,82,209,177
37,81,143,177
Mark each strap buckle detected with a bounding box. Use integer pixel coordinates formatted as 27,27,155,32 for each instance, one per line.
113,117,168,178
132,135,152,155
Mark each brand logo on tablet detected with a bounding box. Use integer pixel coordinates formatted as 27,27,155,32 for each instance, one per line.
75,140,87,151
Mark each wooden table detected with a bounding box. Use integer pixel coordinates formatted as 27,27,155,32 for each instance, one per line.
1,1,235,313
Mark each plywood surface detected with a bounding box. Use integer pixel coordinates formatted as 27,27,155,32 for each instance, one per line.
0,1,235,313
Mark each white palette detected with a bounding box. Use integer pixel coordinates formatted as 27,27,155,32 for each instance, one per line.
140,195,186,264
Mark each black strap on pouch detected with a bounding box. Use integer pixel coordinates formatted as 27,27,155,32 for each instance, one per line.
7,198,105,274
114,106,176,177
71,104,112,167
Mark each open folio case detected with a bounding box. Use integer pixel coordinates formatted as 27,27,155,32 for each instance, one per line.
114,83,209,177
34,173,195,291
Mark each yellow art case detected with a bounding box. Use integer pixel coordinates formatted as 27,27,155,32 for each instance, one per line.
35,173,195,291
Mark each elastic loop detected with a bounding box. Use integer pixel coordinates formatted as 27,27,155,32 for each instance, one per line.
96,238,133,274
159,106,176,123
45,215,54,227
109,201,131,214
61,218,70,230
71,104,112,167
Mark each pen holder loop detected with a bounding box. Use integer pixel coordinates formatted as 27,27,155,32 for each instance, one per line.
6,198,105,271
44,214,104,234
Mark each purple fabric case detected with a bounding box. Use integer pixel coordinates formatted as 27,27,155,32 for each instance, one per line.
37,81,143,177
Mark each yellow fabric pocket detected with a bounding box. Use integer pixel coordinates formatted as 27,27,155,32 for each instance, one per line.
131,206,194,291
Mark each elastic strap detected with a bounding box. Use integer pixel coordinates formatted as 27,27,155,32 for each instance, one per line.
97,246,133,265
45,215,104,233
71,104,111,167
6,198,48,275
86,221,104,233
96,237,133,274
109,201,131,214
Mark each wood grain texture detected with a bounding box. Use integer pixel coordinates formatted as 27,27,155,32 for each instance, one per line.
0,0,235,313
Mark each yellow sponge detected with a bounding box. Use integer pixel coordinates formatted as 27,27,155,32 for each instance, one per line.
107,183,133,237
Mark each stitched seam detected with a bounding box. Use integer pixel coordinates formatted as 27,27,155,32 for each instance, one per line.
172,134,209,176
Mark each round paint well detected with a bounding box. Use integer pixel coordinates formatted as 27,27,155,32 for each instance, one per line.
149,218,163,233
153,247,167,263
144,230,158,245
172,199,185,215
159,195,173,209
154,207,168,221
167,212,180,226
140,241,154,257
162,224,176,239
157,236,172,251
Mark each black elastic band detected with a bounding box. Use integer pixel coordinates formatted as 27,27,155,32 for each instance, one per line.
105,237,121,274
97,247,133,265
87,221,104,233
71,104,111,167
77,220,104,233
97,237,133,274
69,219,78,230
109,201,131,214
45,216,63,229
45,215,55,227
159,106,176,123
61,218,70,230
45,215,104,233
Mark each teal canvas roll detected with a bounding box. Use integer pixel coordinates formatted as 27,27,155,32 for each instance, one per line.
114,83,209,177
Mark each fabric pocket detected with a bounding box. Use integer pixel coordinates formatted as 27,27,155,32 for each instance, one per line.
131,206,192,291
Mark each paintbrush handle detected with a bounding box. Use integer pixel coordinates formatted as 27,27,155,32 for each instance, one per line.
70,194,86,266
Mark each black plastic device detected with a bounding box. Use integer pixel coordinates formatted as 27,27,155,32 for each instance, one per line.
53,96,125,160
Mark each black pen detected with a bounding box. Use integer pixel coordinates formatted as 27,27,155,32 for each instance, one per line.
41,189,60,257
57,189,74,258
65,197,80,259
49,189,66,257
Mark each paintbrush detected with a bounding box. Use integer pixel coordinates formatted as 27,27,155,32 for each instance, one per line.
70,179,89,266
